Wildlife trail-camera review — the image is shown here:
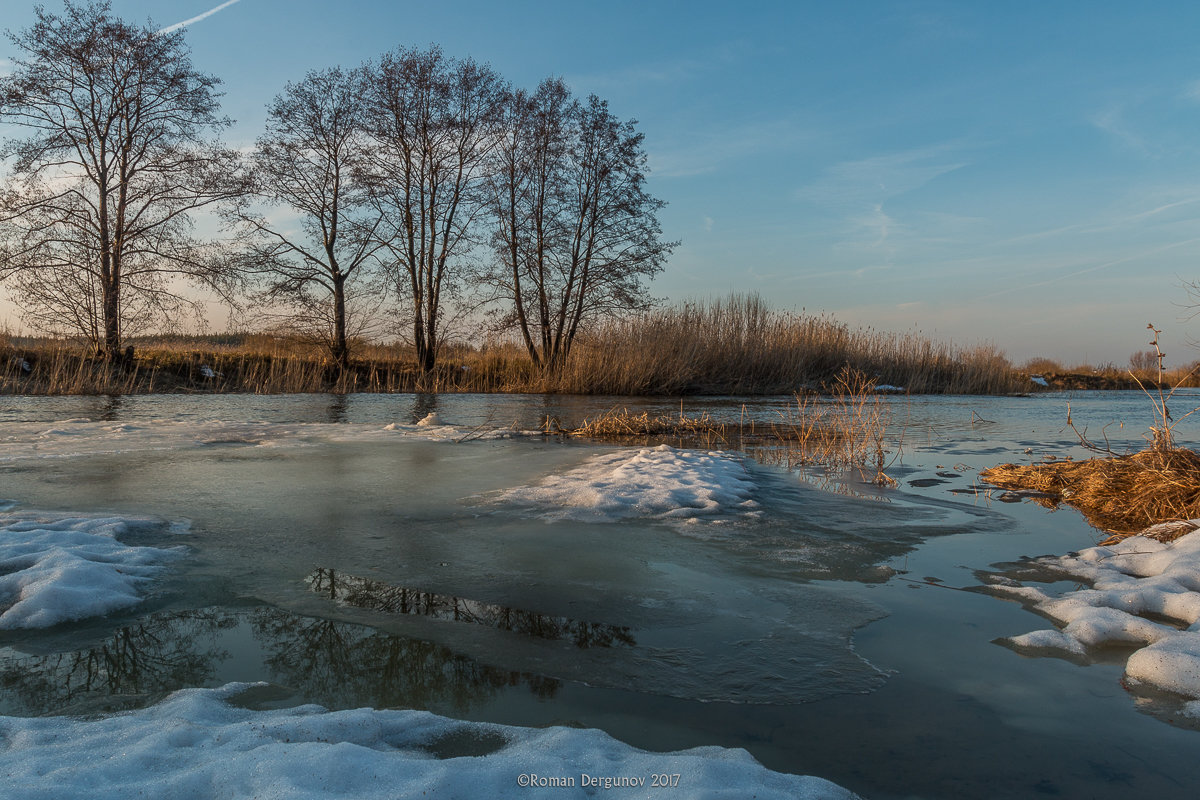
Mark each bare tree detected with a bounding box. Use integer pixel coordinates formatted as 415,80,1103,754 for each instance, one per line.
0,1,244,358
485,85,674,371
363,46,504,372
226,67,383,367
1129,349,1159,375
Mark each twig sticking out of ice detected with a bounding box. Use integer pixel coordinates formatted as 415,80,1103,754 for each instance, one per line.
490,444,759,522
0,513,185,629
991,527,1200,699
0,683,858,800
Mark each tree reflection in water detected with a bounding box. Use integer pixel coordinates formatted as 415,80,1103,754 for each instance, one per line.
249,607,559,712
308,568,636,649
0,606,559,717
0,609,235,715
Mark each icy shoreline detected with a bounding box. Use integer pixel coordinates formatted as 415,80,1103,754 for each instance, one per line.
988,525,1200,709
0,683,858,800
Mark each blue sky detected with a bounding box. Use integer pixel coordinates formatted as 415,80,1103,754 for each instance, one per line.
5,0,1200,365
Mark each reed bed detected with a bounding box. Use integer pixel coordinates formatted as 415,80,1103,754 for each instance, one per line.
1,295,1025,396
542,295,1023,395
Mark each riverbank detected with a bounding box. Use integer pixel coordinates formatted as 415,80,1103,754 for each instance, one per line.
2,297,1031,396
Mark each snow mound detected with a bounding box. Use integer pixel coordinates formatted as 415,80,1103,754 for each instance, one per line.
490,445,760,522
992,527,1200,697
0,683,858,800
0,512,185,629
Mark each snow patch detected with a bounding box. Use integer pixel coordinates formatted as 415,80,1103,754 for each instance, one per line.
0,683,858,800
0,512,185,629
489,445,760,522
995,527,1200,698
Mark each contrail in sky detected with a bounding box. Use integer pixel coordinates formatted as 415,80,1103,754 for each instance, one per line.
158,0,244,35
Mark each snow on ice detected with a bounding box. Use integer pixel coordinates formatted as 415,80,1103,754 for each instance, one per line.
0,512,185,629
0,683,858,800
489,444,760,522
990,525,1200,702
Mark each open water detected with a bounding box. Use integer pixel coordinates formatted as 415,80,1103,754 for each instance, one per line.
1,390,1199,798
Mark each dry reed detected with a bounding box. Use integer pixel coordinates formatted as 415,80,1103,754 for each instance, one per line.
2,295,1024,396
981,448,1200,541
568,367,899,485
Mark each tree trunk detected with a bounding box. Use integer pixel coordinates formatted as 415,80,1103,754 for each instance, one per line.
102,275,120,361
331,276,349,369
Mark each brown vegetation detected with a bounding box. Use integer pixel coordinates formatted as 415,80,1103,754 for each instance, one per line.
568,367,898,484
1,296,1026,397
1021,357,1200,391
981,448,1200,543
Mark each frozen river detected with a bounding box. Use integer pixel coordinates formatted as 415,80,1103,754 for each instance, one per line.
2,391,1199,798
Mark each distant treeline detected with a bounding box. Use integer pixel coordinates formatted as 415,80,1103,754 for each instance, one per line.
2,296,1032,396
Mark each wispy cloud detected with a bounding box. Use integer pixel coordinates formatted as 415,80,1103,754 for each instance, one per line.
647,117,814,178
1090,104,1151,155
794,143,970,206
1181,79,1200,104
567,41,748,96
569,58,708,93
158,0,244,35
980,237,1200,301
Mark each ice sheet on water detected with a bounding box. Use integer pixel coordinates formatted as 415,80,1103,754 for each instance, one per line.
0,511,185,629
988,527,1200,699
0,683,859,800
0,416,539,461
486,444,761,522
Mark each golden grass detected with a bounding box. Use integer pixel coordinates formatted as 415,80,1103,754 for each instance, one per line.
2,295,1025,396
981,448,1200,542
546,295,1023,396
568,368,899,484
1020,357,1200,390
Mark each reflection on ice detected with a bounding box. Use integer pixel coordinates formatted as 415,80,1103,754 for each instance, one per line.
309,568,636,649
0,608,232,715
0,606,559,717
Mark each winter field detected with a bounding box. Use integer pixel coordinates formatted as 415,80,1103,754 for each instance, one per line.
3,391,1200,798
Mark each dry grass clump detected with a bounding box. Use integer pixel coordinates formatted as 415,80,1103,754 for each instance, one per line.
778,368,893,476
981,448,1200,542
568,408,732,442
569,368,899,485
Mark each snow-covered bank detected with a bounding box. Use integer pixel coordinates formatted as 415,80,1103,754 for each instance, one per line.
489,444,759,523
987,526,1200,705
0,683,858,800
0,512,184,629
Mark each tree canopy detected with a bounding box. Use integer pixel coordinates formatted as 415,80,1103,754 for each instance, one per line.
0,3,674,374
0,0,244,356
